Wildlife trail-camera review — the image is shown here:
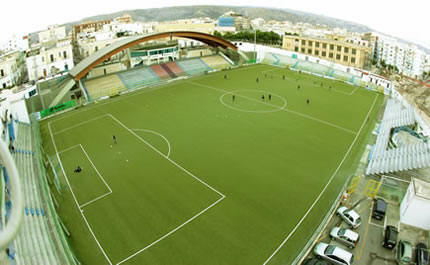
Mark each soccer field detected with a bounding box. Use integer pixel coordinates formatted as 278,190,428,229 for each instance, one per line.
40,64,384,265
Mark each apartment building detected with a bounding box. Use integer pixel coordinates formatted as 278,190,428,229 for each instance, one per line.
283,35,371,69
0,51,26,88
25,39,74,81
38,25,67,43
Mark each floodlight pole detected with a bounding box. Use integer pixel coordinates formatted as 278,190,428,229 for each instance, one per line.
254,29,257,62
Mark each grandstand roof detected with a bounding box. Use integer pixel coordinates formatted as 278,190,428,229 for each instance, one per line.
69,31,237,80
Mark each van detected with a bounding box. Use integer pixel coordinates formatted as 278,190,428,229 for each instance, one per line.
372,198,387,220
382,225,398,249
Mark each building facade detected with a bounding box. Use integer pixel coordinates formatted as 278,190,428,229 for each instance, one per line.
38,25,67,43
25,39,74,81
0,51,26,89
282,35,371,69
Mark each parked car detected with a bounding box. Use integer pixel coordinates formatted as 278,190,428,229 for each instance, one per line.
336,206,361,229
382,225,398,249
416,243,429,265
302,257,330,265
396,240,412,265
314,243,354,265
372,198,387,220
329,227,359,248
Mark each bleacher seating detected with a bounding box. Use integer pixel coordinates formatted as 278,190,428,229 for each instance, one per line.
164,62,184,76
84,74,126,99
176,59,212,75
117,67,160,90
150,64,170,80
10,122,61,265
201,55,231,70
366,99,430,175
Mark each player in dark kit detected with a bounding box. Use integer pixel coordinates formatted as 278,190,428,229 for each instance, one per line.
74,166,82,173
262,95,265,100
307,99,310,104
113,135,117,144
256,77,259,83
224,74,227,79
232,94,235,102
268,94,272,101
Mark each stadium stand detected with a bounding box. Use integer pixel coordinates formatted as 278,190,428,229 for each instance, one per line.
150,64,170,80
117,67,160,90
84,74,126,99
160,64,177,78
11,122,60,265
176,58,212,75
164,62,184,76
201,55,231,70
366,99,430,175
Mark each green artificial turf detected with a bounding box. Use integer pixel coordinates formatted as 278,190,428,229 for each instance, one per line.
40,64,384,265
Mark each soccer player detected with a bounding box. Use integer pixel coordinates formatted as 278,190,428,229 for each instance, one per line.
113,135,117,144
262,95,265,100
256,77,259,83
283,75,285,80
74,166,82,173
307,99,310,104
297,85,300,90
224,74,227,79
268,94,272,101
232,94,235,102
265,73,267,78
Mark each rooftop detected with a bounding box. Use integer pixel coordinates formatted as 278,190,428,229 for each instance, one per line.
413,177,430,200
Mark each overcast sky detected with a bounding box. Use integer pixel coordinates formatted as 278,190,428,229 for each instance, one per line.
2,0,430,49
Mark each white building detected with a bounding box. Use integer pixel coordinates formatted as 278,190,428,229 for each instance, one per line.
38,25,67,43
25,39,74,81
0,51,26,89
1,35,29,52
375,34,427,78
103,21,148,36
400,178,430,230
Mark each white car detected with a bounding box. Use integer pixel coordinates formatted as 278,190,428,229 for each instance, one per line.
336,206,361,229
329,227,359,248
314,243,354,265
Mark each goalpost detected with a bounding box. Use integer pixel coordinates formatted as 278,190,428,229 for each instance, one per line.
0,139,24,250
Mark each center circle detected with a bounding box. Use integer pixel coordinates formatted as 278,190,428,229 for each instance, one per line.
219,89,287,113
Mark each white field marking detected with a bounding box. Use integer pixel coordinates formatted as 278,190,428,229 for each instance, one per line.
49,64,268,125
48,122,113,265
78,144,113,208
262,93,379,265
116,196,225,265
108,114,225,198
108,114,226,264
219,90,287,113
132,129,171,158
57,144,80,154
53,114,109,135
187,81,356,135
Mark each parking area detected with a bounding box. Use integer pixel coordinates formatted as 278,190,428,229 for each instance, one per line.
303,174,429,265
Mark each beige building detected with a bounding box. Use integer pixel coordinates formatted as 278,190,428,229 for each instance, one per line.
283,35,371,69
154,21,215,34
0,51,26,88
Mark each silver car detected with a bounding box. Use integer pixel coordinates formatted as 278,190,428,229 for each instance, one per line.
329,227,359,248
314,243,354,265
336,206,361,229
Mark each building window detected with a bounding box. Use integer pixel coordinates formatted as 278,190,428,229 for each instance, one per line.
295,39,299,42
322,43,327,49
322,51,327,57
337,46,342,52
95,46,98,52
294,47,299,52
330,44,334,50
0,69,3,77
344,47,349,53
301,48,305,53
63,51,67,58
351,57,356,63
344,55,348,62
314,50,319,56
308,40,313,46
50,54,54,62
315,42,320,48
329,53,334,58
308,49,312,54
352,48,357,55
336,54,341,60
301,40,306,45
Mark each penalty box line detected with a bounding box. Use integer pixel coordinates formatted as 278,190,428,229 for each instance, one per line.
48,122,114,265
57,144,113,209
108,113,226,265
